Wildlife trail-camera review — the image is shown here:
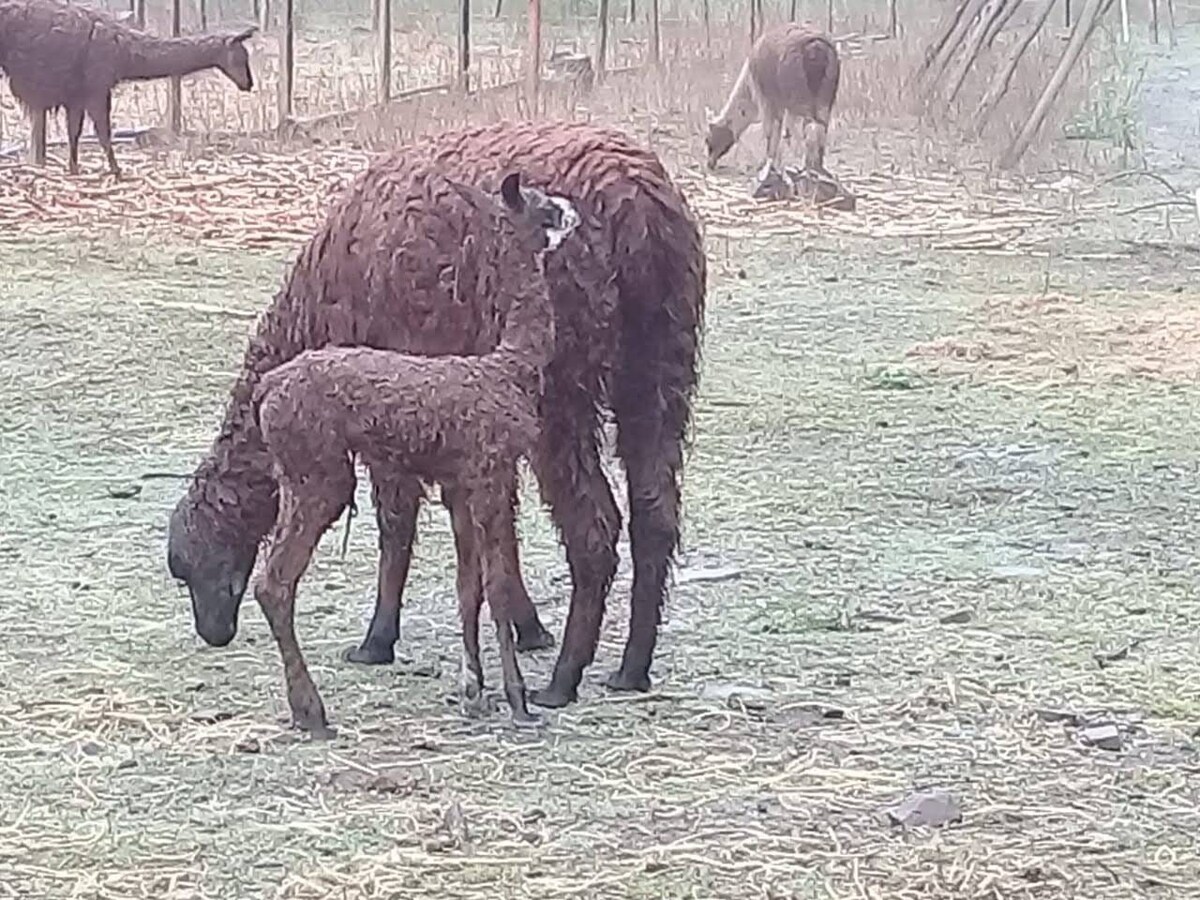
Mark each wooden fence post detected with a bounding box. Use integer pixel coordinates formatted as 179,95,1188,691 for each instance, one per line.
527,0,541,109
459,0,471,91
704,0,712,47
650,0,660,64
1166,0,1176,46
378,0,392,104
750,0,758,42
1119,0,1128,41
888,0,898,36
596,0,610,81
198,0,207,30
134,0,145,28
826,0,834,33
1150,0,1158,41
169,0,182,133
278,0,294,121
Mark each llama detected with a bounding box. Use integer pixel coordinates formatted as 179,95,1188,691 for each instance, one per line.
167,120,706,711
251,172,579,736
705,23,840,174
0,0,254,177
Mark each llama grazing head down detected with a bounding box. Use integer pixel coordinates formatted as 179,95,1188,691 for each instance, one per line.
169,170,578,649
215,27,257,91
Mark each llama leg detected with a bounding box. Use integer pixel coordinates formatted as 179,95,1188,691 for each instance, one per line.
804,118,830,175
255,478,349,739
528,418,621,709
473,490,539,725
762,108,784,171
448,484,486,715
606,287,700,694
29,108,47,167
65,106,84,176
87,93,121,179
445,483,554,653
344,475,421,665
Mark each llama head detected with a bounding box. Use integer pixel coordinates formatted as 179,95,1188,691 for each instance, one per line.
705,120,736,169
216,27,257,92
168,460,275,647
498,172,580,252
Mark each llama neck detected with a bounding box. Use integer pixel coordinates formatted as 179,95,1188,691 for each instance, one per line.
118,34,228,81
715,59,759,139
493,263,555,381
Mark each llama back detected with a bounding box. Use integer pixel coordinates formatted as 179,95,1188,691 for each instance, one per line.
751,24,840,123
0,0,100,108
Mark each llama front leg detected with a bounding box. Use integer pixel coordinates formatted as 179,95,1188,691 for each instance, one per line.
255,480,348,739
448,483,486,716
445,483,554,653
473,489,539,725
803,119,830,175
344,475,422,665
65,106,84,176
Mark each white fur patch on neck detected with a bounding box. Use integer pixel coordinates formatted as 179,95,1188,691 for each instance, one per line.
544,196,581,251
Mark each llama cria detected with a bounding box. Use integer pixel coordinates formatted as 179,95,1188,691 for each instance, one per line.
705,23,839,174
251,173,579,736
167,120,706,711
0,0,254,177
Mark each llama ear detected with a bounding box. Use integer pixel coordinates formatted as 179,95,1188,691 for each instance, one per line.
499,173,525,212
231,26,258,43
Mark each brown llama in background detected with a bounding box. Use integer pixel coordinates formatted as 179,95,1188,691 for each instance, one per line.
251,173,579,736
167,120,706,711
0,0,254,177
706,23,840,174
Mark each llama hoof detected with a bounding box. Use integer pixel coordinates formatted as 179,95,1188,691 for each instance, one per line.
293,715,337,740
604,668,652,693
341,642,395,665
529,683,577,709
516,622,555,653
512,709,543,729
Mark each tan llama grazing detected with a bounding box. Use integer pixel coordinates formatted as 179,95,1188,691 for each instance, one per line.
705,23,840,174
250,172,580,736
0,0,254,177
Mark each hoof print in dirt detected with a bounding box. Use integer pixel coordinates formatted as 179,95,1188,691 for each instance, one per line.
886,790,962,828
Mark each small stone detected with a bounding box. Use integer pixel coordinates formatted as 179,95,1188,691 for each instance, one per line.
939,609,973,625
886,790,962,828
105,484,142,500
174,252,199,266
234,736,262,754
1080,724,1122,751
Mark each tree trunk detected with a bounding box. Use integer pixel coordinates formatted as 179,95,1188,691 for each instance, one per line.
972,0,1058,135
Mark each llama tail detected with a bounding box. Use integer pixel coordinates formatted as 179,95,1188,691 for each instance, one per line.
800,35,840,120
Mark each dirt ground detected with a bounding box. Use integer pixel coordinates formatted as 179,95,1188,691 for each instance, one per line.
3,14,1200,900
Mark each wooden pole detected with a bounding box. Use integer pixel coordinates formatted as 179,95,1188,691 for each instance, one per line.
258,0,270,32
1119,0,1128,40
944,0,1004,103
972,0,1058,134
527,0,541,110
596,0,610,80
168,0,182,134
198,0,207,30
920,0,969,75
789,0,798,21
1065,0,1071,25
459,0,471,91
750,0,758,41
278,0,294,120
887,0,898,36
826,0,834,32
983,0,1022,47
1165,0,1175,46
1150,0,1158,41
1002,0,1113,168
629,0,635,24
920,0,989,93
650,0,660,64
134,0,145,28
494,0,502,18
704,0,712,46
378,0,392,103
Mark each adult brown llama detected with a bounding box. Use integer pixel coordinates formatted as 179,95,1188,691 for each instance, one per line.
252,172,579,736
167,120,706,710
705,23,840,174
0,0,254,177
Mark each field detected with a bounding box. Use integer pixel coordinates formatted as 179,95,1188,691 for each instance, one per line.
3,3,1200,898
